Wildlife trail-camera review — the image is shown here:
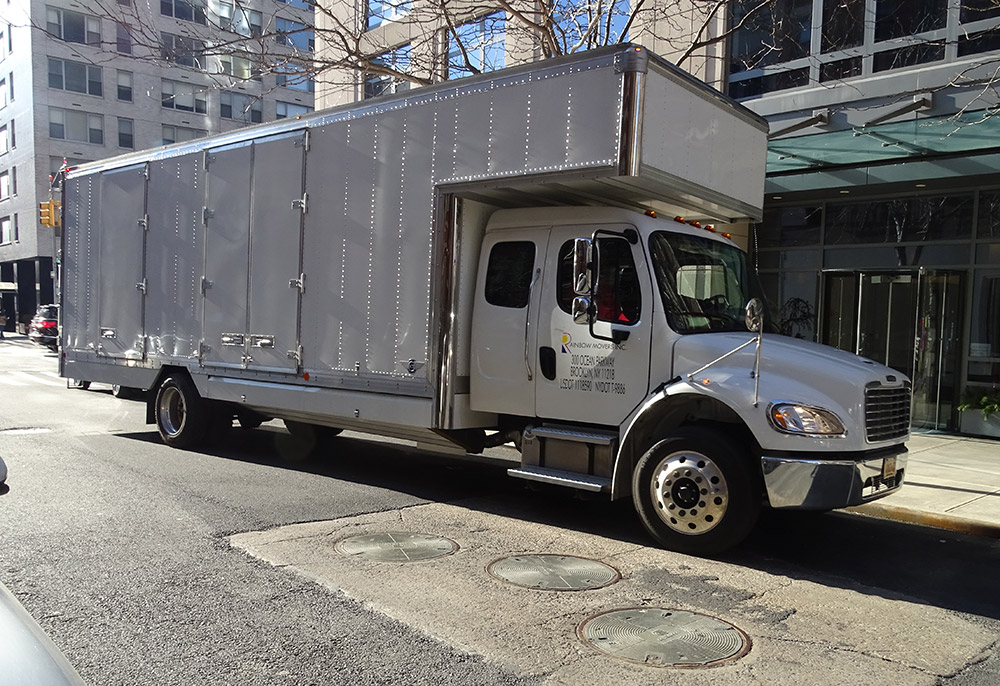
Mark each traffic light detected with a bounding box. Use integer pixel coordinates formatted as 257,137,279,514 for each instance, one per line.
38,200,61,227
39,201,53,226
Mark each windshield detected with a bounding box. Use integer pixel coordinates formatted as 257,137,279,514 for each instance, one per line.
649,231,752,334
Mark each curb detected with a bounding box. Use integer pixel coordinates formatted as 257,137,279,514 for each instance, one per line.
846,502,1000,539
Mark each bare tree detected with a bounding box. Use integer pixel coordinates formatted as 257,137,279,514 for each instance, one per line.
33,0,756,111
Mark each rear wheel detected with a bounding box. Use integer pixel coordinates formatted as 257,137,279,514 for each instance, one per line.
112,384,143,400
280,420,342,459
155,374,210,449
632,428,760,556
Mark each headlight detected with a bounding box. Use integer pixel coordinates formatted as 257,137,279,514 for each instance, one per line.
767,402,846,437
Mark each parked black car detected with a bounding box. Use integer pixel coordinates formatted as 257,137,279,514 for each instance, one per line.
28,305,59,351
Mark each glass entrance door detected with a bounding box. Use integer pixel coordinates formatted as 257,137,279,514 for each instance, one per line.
857,272,918,376
911,271,963,430
821,269,964,431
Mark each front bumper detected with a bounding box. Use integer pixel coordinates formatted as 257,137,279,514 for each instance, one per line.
761,446,907,510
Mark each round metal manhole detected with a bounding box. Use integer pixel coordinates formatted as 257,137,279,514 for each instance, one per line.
334,532,458,562
578,607,750,668
487,554,620,591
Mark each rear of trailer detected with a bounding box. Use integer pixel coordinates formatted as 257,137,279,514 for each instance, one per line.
60,45,766,451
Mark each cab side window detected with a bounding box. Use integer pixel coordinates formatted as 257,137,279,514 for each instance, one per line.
557,237,641,324
484,241,535,308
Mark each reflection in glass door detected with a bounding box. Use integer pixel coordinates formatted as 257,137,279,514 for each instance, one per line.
857,272,918,377
821,270,964,431
911,271,963,430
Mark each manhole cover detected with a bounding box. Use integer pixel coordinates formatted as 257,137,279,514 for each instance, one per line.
578,607,750,668
487,554,620,591
334,532,458,562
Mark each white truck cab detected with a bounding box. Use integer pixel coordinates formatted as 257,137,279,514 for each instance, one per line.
472,207,908,554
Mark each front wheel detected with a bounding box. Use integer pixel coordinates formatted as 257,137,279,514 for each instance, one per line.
155,374,210,449
632,428,760,556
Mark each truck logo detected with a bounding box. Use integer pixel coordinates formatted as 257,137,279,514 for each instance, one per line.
561,332,572,354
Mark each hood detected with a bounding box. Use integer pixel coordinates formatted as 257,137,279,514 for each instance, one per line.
672,332,901,387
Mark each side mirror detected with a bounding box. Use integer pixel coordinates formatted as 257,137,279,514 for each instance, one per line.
745,297,764,333
572,238,592,296
572,296,591,325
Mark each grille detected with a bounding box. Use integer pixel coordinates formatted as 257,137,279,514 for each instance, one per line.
865,382,911,442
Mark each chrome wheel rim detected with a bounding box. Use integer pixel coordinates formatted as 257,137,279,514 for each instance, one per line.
650,450,728,535
158,387,186,438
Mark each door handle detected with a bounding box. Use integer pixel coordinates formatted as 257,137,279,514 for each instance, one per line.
539,347,556,381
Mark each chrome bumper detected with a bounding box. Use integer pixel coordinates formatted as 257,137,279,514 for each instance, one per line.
761,448,907,510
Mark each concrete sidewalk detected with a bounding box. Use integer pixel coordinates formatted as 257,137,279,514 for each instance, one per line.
849,431,1000,538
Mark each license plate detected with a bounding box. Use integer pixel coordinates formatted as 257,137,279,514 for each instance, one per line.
882,456,897,480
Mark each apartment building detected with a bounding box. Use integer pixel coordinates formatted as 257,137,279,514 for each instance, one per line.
0,0,315,330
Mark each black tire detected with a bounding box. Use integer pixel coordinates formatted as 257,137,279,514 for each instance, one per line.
154,374,211,449
69,379,91,390
632,427,760,556
112,384,143,400
279,420,342,460
237,410,265,430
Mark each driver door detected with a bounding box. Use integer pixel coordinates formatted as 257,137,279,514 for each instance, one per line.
534,225,653,425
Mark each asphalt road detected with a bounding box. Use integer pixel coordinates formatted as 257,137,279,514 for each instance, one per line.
1,339,998,685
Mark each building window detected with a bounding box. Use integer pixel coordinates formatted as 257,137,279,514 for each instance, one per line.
49,107,104,145
276,101,312,119
0,171,9,201
729,0,995,98
447,12,506,79
7,72,13,102
275,18,314,51
0,78,5,109
46,7,101,45
0,124,7,154
117,70,133,101
275,62,314,91
116,22,132,54
161,79,208,113
118,118,134,148
729,0,811,74
161,32,206,68
364,45,410,99
48,57,103,96
0,216,12,244
218,53,261,81
161,0,206,25
218,3,262,36
162,124,206,145
275,0,311,9
366,0,410,30
874,0,947,42
220,91,262,124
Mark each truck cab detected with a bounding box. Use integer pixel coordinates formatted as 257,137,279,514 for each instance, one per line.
472,206,909,555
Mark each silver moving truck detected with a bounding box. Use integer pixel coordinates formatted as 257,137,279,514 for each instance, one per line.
59,45,909,554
